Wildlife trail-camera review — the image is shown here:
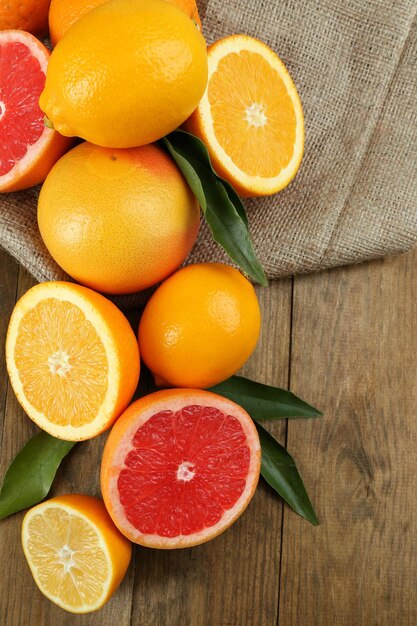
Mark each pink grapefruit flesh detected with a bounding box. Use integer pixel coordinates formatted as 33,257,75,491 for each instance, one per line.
101,389,261,548
0,30,71,193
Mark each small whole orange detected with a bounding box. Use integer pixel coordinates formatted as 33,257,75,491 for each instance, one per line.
0,0,51,35
49,0,202,47
138,263,261,388
37,142,200,294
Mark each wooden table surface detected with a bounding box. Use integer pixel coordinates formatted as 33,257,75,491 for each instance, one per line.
1,246,416,626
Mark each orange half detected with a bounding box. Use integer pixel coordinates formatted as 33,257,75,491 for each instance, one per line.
6,282,140,440
185,34,304,197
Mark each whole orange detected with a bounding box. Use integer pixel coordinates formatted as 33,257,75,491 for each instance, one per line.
49,0,202,47
0,0,51,35
37,142,200,295
138,263,261,388
171,0,202,29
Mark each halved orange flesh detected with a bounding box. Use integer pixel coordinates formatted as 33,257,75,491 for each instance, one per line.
185,34,304,197
6,282,140,440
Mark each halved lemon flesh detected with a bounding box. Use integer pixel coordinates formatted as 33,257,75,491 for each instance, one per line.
21,496,132,614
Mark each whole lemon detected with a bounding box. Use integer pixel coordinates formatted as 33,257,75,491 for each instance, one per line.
37,142,200,294
138,263,261,388
40,0,208,147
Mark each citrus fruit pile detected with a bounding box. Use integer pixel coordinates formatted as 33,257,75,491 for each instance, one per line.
1,0,307,614
5,264,262,612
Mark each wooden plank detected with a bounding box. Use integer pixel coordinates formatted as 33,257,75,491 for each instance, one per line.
279,249,417,626
131,279,292,626
0,267,140,626
0,250,19,451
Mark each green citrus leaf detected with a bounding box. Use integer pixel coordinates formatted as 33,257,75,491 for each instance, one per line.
256,422,319,525
210,375,322,419
161,130,267,286
0,432,75,519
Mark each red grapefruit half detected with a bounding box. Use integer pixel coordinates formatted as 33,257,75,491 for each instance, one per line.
0,30,72,193
101,389,261,548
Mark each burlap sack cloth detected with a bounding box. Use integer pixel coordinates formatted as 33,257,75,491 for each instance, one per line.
1,0,416,308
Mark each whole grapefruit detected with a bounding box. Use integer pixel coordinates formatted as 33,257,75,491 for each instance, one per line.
0,0,51,35
37,142,200,294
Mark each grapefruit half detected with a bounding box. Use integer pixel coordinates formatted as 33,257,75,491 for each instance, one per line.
101,389,261,548
0,30,71,193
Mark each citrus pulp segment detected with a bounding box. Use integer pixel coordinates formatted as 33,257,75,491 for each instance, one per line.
101,389,261,548
6,282,140,440
185,34,304,196
22,495,132,613
0,30,71,192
